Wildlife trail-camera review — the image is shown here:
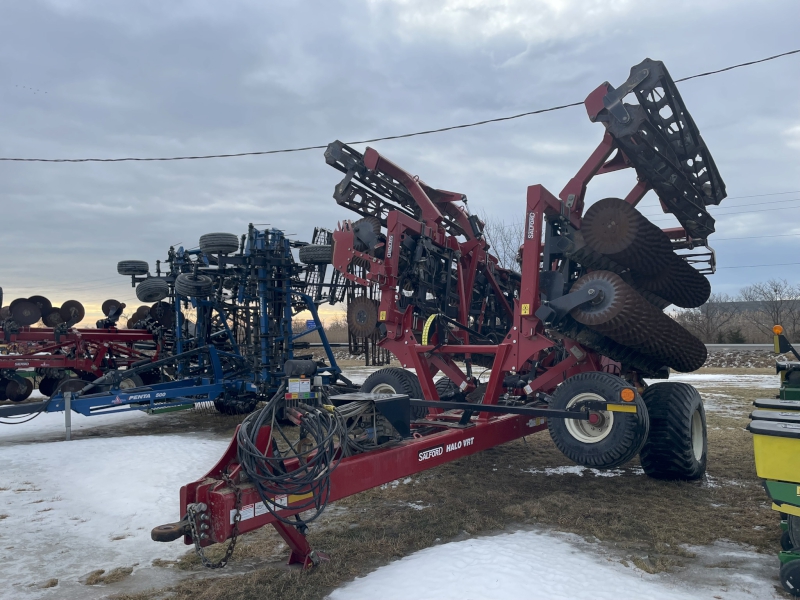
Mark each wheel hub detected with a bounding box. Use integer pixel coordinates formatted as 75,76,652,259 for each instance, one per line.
565,392,615,444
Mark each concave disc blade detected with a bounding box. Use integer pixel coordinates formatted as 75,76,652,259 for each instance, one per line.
42,307,66,327
347,296,379,338
59,300,85,324
11,301,41,326
27,295,52,313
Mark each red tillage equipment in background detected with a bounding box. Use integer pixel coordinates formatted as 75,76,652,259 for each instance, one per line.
0,326,156,400
153,58,726,569
0,294,157,402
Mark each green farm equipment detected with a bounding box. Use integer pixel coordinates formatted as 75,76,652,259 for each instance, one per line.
748,325,800,595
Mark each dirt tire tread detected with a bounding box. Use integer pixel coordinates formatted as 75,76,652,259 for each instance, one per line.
361,367,427,419
299,244,333,265
214,395,259,415
547,372,649,469
117,260,149,276
175,273,214,298
789,515,800,549
199,233,240,255
639,382,707,480
136,278,169,302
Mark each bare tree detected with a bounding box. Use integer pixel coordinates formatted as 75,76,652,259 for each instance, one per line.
479,210,524,271
673,293,741,343
740,278,800,339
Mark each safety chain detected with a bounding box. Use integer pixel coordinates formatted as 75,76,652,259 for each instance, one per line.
187,470,242,569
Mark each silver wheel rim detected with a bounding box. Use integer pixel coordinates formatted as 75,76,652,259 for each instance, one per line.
369,383,398,394
564,392,614,444
120,377,138,390
691,409,704,461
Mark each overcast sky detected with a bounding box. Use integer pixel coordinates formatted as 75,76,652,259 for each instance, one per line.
1,0,798,324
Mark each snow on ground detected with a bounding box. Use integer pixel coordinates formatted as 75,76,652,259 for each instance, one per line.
697,392,745,417
522,464,645,477
0,402,148,447
327,529,780,600
704,350,793,369
663,373,779,389
0,366,783,599
0,433,230,599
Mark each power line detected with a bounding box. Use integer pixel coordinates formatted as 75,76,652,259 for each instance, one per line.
598,188,800,219
718,262,800,270
0,100,584,163
724,190,800,200
643,196,800,218
1,49,797,164
647,199,800,223
671,48,800,82
714,232,800,241
706,200,800,216
639,196,800,220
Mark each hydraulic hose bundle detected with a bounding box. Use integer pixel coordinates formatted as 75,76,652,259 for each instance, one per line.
236,385,405,525
236,384,342,526
336,399,403,456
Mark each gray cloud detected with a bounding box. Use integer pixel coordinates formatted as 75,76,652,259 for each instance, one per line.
0,0,798,318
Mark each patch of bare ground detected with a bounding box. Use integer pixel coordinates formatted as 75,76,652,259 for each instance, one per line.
86,566,135,585
112,374,780,600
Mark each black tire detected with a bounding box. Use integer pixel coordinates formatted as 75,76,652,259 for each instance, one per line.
0,378,8,401
175,273,214,297
299,244,333,265
361,367,427,419
790,515,800,549
199,232,240,255
435,377,466,402
639,382,707,480
118,260,149,276
781,559,800,597
214,394,259,415
547,372,649,469
784,530,795,552
120,373,144,389
136,278,169,302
